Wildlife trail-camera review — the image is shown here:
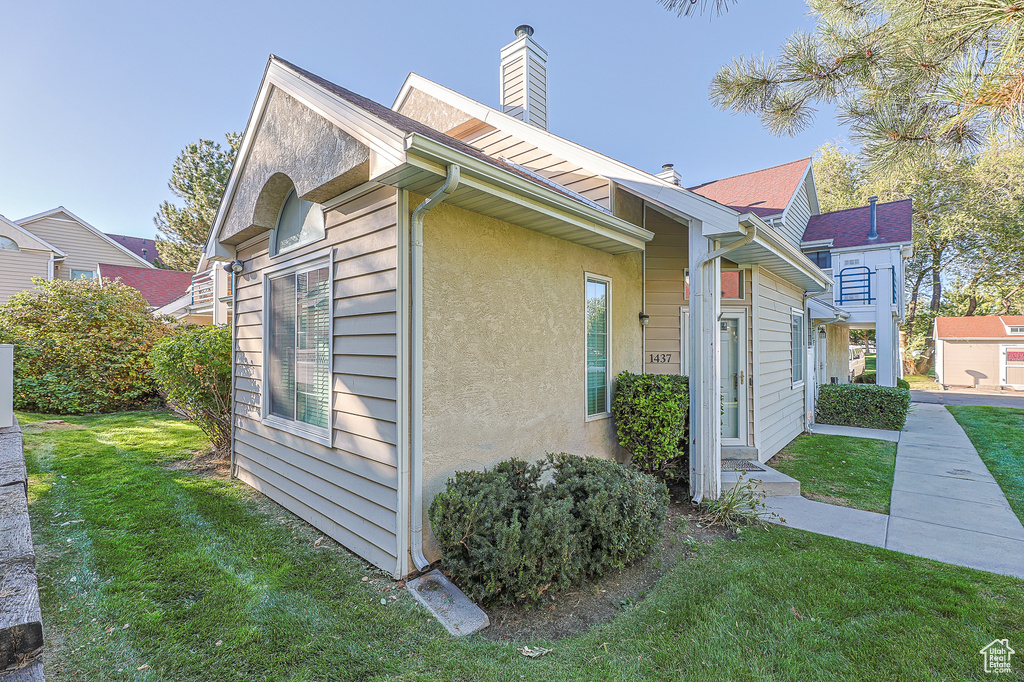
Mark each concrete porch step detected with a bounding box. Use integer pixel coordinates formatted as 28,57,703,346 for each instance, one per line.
721,462,800,497
721,446,759,461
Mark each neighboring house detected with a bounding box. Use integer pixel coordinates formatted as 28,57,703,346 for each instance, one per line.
155,254,234,325
106,234,163,265
203,27,849,579
0,207,155,302
934,315,1024,389
96,263,193,309
801,198,913,389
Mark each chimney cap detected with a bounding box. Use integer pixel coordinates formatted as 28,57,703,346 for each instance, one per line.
662,163,674,171
868,195,878,203
514,24,534,38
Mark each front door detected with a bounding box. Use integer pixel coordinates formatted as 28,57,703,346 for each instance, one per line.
720,310,747,445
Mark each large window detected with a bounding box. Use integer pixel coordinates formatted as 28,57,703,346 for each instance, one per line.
684,269,744,300
586,275,611,418
0,236,19,251
273,189,325,256
71,269,96,280
267,261,331,434
792,309,805,386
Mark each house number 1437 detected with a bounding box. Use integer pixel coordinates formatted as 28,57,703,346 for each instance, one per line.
649,353,672,363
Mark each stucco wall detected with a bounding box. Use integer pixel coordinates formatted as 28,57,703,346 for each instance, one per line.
419,201,643,560
220,87,371,245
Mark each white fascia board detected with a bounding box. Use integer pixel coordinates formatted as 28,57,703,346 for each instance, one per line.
392,73,739,232
0,214,67,256
738,213,832,291
804,165,821,216
155,292,193,317
18,207,150,267
801,238,834,250
828,241,913,255
809,297,850,321
205,58,408,257
401,134,654,250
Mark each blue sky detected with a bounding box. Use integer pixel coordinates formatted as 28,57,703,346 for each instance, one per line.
0,0,847,241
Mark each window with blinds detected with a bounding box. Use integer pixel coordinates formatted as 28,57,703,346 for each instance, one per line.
268,262,331,431
586,275,611,417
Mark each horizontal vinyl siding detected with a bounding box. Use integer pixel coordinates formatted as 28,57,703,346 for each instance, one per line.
0,249,50,302
231,186,400,573
756,270,805,461
779,182,812,249
644,212,687,376
18,213,144,278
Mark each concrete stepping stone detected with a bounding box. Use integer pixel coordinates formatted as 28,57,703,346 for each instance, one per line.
407,569,489,637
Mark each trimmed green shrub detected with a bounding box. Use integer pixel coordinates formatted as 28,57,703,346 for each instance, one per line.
0,278,170,413
816,384,911,431
429,454,668,605
612,371,689,481
150,325,233,453
854,373,911,390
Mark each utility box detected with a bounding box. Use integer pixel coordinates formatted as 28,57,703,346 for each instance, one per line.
0,345,13,429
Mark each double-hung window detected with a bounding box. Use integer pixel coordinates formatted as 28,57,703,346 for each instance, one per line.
266,258,331,439
585,274,611,418
791,309,805,386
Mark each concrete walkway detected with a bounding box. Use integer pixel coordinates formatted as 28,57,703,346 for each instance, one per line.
766,404,1024,579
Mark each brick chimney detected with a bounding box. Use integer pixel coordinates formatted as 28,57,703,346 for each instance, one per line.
500,25,548,130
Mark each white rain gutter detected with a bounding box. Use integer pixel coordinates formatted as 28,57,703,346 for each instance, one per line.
410,164,461,571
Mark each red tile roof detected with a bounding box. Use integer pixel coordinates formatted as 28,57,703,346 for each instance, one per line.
98,263,191,308
688,158,810,218
935,315,1024,339
106,234,162,264
802,199,913,249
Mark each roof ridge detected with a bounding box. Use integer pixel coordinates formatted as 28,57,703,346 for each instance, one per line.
689,157,811,190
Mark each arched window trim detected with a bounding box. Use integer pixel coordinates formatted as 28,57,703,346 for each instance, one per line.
271,188,326,258
0,236,20,251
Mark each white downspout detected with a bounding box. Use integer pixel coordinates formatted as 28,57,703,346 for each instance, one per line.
410,164,461,571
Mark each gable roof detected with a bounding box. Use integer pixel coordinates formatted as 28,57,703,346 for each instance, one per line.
0,214,67,256
688,158,811,219
935,315,1024,340
802,199,913,250
16,207,154,268
106,234,162,264
97,263,192,308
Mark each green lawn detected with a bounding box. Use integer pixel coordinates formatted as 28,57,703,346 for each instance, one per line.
947,405,1024,526
24,411,1024,680
864,352,876,374
767,434,896,514
904,374,939,389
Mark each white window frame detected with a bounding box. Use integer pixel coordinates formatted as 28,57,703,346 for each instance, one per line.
70,269,96,280
1009,326,1024,335
683,267,745,301
271,189,328,259
791,307,806,389
261,248,334,447
584,272,613,421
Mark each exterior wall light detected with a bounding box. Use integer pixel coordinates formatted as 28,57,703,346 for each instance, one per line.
223,260,244,274
639,312,650,326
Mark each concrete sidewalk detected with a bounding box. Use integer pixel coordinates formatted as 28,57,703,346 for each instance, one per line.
766,406,1024,579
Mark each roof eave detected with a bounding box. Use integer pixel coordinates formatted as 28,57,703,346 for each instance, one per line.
374,133,654,254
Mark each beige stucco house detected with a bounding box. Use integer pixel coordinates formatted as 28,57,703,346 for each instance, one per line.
0,207,155,302
935,315,1024,389
205,25,889,579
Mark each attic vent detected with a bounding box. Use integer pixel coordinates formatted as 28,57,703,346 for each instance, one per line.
500,25,548,130
844,258,860,267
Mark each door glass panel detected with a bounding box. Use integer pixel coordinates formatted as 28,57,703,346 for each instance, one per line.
721,318,740,439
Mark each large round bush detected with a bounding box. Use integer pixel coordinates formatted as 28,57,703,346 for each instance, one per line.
429,454,668,605
612,371,689,480
0,278,170,413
